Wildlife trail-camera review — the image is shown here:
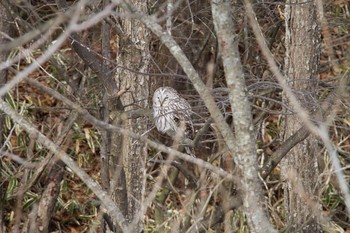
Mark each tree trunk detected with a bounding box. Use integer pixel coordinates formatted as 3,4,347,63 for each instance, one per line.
0,2,13,232
115,2,150,232
33,161,65,233
281,0,322,232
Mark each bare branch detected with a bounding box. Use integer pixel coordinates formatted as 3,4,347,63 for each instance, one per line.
211,1,277,232
260,127,310,179
0,1,85,97
56,0,119,96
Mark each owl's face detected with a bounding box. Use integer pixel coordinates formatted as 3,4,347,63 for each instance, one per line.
152,87,178,108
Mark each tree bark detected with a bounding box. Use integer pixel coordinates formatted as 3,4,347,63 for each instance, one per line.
211,1,277,232
115,2,150,232
34,161,65,233
281,0,322,232
0,2,13,232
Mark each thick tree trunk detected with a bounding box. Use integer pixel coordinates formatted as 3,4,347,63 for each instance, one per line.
282,0,322,232
115,2,150,232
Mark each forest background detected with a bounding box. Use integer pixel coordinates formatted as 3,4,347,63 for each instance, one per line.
0,0,349,232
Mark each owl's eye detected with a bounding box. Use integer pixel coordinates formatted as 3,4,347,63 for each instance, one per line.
173,116,180,123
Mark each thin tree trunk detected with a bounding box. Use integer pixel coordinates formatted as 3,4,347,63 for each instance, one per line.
0,2,13,232
211,1,277,232
33,160,65,233
281,0,322,232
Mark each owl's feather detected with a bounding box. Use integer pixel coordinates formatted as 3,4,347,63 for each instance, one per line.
153,87,194,156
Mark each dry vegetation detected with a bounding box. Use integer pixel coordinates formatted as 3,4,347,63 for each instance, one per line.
0,0,349,232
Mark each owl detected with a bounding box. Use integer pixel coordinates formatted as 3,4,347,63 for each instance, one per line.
152,86,194,155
